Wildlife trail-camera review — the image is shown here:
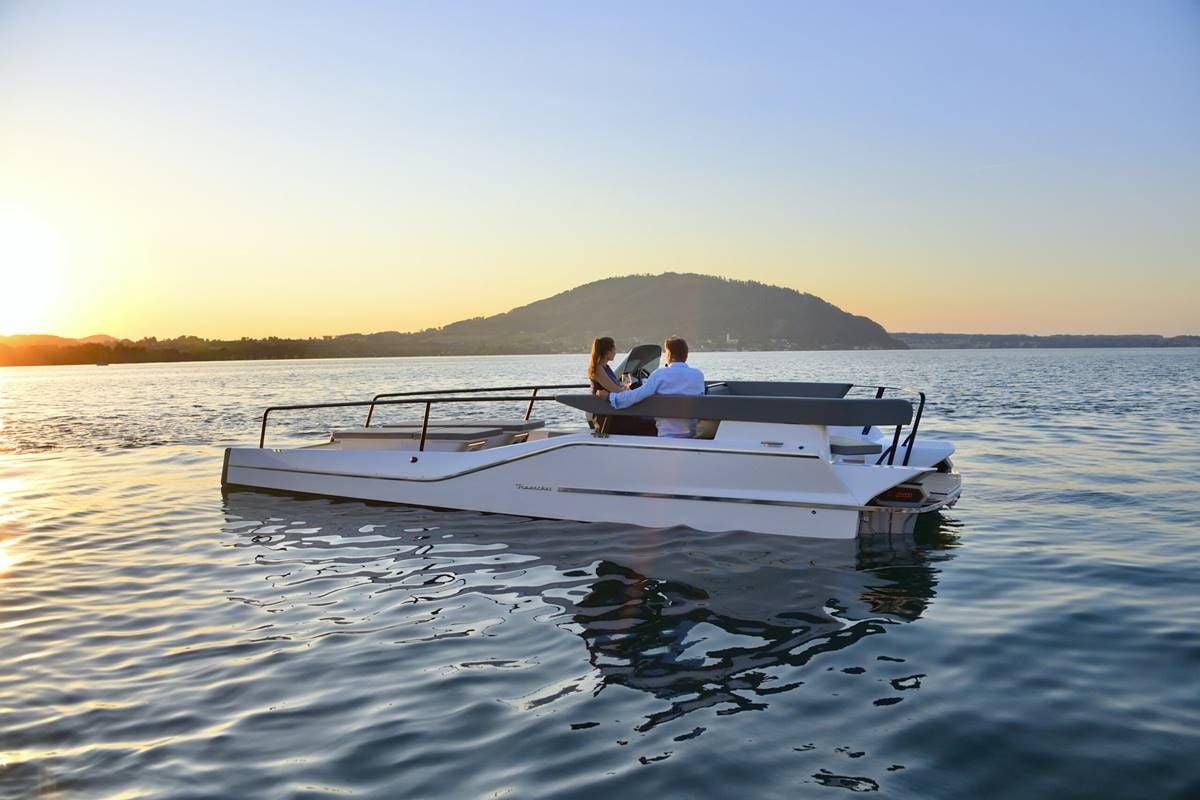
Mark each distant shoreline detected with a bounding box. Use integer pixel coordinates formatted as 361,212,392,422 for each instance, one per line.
894,332,1198,349
1,342,1196,369
4,273,1193,366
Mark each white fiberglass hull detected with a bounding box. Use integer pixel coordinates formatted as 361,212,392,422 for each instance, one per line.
223,432,960,540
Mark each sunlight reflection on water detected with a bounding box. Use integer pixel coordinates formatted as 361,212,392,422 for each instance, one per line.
0,540,15,576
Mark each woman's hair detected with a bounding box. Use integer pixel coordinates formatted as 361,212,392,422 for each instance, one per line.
588,336,615,380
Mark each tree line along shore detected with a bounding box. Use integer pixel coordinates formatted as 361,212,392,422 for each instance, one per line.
3,274,1194,367
1,331,1195,368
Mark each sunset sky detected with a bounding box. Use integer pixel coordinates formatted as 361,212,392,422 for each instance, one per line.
1,1,1197,339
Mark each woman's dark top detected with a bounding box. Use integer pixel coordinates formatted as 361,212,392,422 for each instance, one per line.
591,364,619,392
589,363,654,434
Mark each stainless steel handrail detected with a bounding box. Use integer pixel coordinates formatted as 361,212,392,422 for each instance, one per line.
258,380,930,466
363,384,589,427
856,385,926,466
260,393,574,450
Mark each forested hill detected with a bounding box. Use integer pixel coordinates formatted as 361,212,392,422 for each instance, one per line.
0,274,904,366
434,274,903,352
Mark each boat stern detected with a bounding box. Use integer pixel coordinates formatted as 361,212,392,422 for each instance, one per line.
857,468,962,536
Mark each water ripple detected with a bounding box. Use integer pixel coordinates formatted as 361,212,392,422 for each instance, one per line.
1,350,1198,798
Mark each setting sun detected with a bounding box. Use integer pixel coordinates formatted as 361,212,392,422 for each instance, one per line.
0,209,66,335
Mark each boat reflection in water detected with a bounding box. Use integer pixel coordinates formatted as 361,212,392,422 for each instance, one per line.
559,517,957,730
221,489,959,733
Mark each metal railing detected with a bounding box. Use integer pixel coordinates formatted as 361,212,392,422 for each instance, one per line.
257,380,928,466
363,384,589,427
261,383,589,450
857,385,926,467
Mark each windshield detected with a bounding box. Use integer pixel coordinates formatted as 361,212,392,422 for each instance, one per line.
615,343,661,380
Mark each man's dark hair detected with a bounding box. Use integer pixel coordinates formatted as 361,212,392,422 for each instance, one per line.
664,336,688,362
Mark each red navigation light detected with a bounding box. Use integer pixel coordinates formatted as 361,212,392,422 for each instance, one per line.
879,486,923,503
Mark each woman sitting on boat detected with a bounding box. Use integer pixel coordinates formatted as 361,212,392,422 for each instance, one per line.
587,336,628,395
586,338,655,435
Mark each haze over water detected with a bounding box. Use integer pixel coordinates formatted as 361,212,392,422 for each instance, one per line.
1,349,1197,798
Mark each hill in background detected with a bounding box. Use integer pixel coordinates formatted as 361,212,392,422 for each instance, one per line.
0,273,902,366
8,273,1196,368
424,273,903,352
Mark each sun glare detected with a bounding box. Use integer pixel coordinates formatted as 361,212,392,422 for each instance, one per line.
0,210,67,336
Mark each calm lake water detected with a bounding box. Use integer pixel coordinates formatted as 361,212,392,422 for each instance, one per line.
1,349,1197,799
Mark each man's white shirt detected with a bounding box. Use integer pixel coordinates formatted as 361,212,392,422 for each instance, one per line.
608,361,706,437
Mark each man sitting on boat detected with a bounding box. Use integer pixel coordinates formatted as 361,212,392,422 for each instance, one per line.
596,336,705,438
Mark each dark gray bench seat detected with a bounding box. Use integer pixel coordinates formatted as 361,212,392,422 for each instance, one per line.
829,436,884,456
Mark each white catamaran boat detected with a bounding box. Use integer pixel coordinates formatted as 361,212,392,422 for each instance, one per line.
222,348,961,539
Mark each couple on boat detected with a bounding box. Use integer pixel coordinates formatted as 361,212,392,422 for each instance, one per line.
587,335,704,438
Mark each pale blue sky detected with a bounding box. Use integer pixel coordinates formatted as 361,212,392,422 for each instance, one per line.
1,1,1197,337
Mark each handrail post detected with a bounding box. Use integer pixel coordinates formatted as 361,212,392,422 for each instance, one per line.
418,401,431,452
365,397,378,427
260,408,271,448
864,386,886,434
887,424,902,465
524,387,538,421
902,392,925,466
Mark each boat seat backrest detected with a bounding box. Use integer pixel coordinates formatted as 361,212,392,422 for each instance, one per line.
556,394,913,427
697,384,729,437
722,381,852,398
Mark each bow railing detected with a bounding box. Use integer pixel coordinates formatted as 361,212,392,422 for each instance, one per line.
259,383,589,449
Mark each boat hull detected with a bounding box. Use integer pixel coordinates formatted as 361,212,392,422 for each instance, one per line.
223,434,959,539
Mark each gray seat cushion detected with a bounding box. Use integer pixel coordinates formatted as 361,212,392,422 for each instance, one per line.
382,419,544,432
335,427,505,441
829,435,883,456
